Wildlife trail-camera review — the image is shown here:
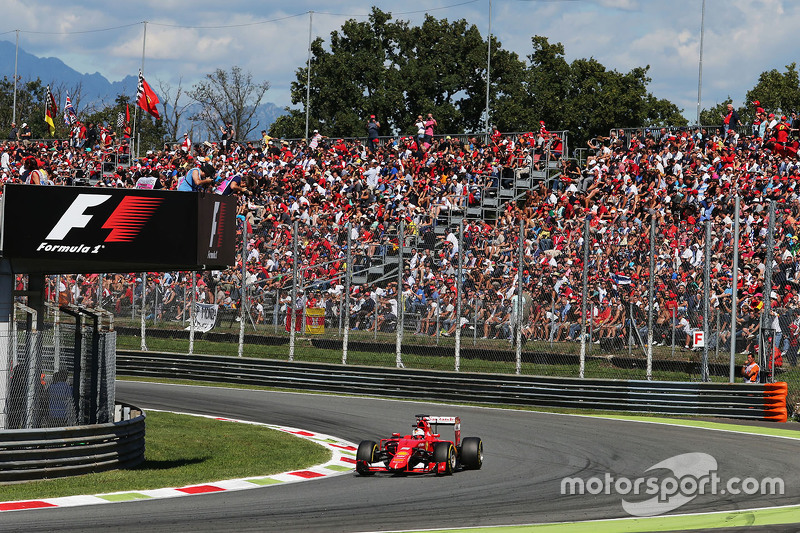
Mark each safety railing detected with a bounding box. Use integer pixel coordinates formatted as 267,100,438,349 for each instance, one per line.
0,402,145,482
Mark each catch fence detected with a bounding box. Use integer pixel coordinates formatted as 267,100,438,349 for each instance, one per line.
18,198,796,416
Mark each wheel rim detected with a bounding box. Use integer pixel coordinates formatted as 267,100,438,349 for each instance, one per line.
449,446,456,470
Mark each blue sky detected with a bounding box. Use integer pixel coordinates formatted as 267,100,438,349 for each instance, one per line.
2,0,796,121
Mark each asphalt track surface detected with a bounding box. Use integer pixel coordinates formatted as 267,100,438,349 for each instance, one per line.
1,381,797,533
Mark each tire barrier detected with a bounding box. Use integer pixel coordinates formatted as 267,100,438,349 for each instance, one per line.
764,382,789,422
116,352,789,422
0,403,145,482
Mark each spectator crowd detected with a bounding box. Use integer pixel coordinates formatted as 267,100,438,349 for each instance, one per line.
4,105,800,373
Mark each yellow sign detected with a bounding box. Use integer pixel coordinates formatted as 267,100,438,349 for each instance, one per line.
305,307,325,335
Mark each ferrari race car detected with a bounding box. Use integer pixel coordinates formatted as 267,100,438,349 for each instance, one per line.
356,414,483,475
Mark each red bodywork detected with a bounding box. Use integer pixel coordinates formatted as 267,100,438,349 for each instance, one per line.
358,415,461,474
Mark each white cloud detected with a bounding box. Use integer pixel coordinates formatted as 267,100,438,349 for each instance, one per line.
2,0,800,121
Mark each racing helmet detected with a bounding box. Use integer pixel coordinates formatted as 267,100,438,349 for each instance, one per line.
412,427,425,438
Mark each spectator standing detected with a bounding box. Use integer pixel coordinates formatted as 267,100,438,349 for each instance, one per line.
415,115,425,145
181,132,192,153
220,121,235,154
721,103,740,135
47,370,76,427
7,122,18,141
20,122,31,141
424,113,437,148
367,115,380,153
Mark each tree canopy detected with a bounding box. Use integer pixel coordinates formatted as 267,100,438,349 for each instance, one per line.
270,9,687,144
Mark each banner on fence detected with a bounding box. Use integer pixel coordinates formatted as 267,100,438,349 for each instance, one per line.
285,308,325,334
305,308,325,335
186,303,218,333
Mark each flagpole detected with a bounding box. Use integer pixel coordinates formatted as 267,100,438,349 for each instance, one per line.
304,11,312,141
132,21,147,160
12,30,19,126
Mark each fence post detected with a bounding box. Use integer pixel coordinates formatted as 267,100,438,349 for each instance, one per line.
729,195,740,382
646,216,655,380
702,218,711,381
140,272,147,351
289,221,299,362
54,275,61,372
628,301,633,357
455,219,464,372
343,222,351,365
762,200,776,382
19,305,38,429
579,217,589,378
238,219,247,358
275,288,280,335
97,273,104,309
189,272,196,355
395,219,405,368
515,219,523,375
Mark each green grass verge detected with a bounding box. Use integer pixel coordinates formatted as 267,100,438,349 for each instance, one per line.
0,411,330,502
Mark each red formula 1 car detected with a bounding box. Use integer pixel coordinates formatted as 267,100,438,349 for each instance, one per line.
356,414,483,475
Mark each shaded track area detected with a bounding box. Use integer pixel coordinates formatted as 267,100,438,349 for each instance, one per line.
0,381,796,533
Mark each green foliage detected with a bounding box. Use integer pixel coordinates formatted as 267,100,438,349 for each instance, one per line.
0,76,56,139
278,19,686,145
744,63,800,122
523,36,687,142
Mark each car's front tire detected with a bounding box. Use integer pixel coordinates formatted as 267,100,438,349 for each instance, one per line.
356,440,378,476
433,442,456,475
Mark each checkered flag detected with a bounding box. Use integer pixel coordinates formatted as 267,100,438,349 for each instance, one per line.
116,111,125,129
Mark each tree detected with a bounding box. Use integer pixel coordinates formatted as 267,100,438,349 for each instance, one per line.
277,8,528,138
518,36,686,144
522,36,572,131
744,63,800,124
157,76,190,141
188,66,270,142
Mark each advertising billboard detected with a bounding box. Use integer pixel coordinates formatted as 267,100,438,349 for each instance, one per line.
1,185,236,274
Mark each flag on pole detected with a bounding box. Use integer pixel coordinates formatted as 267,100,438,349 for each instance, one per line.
117,111,125,129
136,70,160,119
124,104,131,138
63,93,77,125
45,85,58,136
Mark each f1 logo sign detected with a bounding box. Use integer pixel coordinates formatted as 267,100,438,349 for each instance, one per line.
46,194,112,240
44,193,163,242
693,330,705,348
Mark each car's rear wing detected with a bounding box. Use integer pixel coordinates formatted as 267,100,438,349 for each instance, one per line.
425,416,460,425
416,415,461,444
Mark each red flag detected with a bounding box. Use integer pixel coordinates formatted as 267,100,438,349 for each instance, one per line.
136,70,160,119
124,104,131,138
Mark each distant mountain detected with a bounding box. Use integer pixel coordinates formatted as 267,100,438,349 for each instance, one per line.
0,40,286,136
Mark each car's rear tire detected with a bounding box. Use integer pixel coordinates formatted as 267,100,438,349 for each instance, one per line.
460,437,483,470
433,442,456,475
356,440,378,476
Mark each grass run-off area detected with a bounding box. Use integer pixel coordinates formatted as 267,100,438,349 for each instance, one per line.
116,332,760,383
0,411,330,503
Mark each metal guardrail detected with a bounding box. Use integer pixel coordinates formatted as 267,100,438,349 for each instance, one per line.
116,352,787,421
0,403,145,482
